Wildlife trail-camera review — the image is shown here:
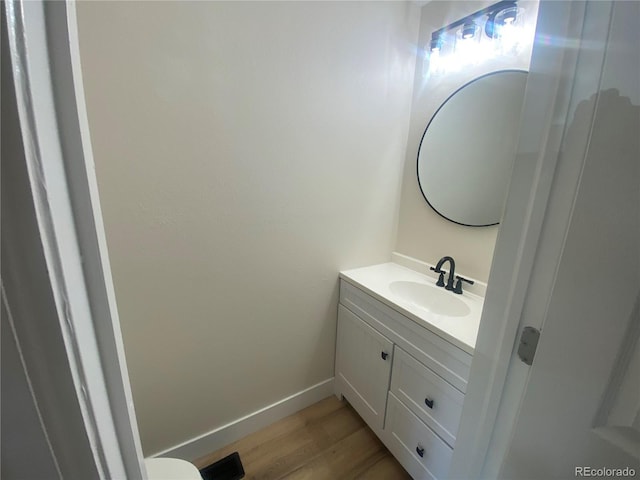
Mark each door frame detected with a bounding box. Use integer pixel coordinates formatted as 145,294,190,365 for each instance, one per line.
451,0,617,476
3,0,146,477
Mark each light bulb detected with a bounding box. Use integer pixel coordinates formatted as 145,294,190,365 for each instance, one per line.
461,21,477,39
428,48,443,74
430,37,442,52
495,6,525,54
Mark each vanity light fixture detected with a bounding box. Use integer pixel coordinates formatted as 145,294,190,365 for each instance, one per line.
427,0,527,74
429,0,518,52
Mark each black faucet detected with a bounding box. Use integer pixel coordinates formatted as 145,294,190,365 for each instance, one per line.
430,256,475,294
430,256,456,291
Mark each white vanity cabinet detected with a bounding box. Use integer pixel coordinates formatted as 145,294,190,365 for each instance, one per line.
334,278,474,480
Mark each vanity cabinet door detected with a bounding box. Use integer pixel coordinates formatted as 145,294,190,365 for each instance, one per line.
335,305,393,431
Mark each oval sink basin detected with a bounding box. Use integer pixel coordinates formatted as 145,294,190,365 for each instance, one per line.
389,281,471,317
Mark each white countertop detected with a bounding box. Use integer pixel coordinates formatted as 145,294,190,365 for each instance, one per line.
339,262,483,354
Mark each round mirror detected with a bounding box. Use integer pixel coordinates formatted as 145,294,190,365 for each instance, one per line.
417,70,527,226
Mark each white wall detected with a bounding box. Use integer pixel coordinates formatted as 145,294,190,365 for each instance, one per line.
395,1,538,281
76,1,419,455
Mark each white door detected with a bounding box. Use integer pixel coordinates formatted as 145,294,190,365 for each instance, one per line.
499,1,640,477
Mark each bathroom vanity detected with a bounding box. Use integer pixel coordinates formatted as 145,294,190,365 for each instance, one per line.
334,258,483,480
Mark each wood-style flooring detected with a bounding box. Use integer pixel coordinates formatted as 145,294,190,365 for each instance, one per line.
193,396,411,480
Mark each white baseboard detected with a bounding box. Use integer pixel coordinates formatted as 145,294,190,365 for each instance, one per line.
150,378,335,462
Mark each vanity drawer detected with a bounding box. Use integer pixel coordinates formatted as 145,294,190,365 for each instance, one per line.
391,347,464,447
384,392,453,480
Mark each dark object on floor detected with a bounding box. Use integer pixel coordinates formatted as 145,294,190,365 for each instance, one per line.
199,451,245,480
